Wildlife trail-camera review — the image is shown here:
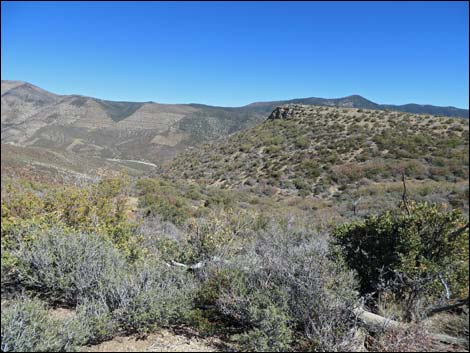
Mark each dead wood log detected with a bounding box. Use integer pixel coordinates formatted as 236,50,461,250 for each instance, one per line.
353,307,401,332
354,307,468,347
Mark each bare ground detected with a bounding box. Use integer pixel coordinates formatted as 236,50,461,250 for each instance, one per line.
82,327,235,352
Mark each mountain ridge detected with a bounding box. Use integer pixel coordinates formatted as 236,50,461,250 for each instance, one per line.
2,80,468,169
3,80,469,115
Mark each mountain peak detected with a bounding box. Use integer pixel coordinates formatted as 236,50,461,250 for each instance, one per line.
342,94,372,102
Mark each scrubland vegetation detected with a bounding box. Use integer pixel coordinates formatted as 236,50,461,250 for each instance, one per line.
169,106,469,200
1,170,468,352
1,105,469,352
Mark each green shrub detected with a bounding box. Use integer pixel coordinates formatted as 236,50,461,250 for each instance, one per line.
266,144,282,154
333,202,469,317
240,143,252,153
293,178,310,192
300,160,321,179
1,298,87,352
295,136,310,149
233,303,293,352
1,178,136,256
137,178,192,225
12,229,197,335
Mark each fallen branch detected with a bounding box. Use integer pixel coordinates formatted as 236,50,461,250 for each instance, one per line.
425,297,469,317
166,256,233,271
353,307,401,332
169,260,204,271
429,333,469,347
354,306,468,347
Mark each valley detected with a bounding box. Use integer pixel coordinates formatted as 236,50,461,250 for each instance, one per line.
1,81,469,353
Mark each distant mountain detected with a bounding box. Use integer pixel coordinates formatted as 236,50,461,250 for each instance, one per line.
1,81,270,163
2,80,468,166
249,95,469,118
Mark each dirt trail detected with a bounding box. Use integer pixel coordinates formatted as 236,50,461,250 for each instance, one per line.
83,328,233,352
106,158,158,168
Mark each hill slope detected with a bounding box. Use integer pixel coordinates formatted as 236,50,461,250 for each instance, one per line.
2,80,468,166
1,81,268,163
167,105,469,201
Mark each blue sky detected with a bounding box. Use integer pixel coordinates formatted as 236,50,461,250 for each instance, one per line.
2,1,468,108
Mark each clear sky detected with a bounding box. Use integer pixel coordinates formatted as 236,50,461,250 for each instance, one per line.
2,1,468,108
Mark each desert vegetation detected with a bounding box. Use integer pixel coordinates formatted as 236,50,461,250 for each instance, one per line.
1,105,469,352
1,168,468,351
169,105,469,203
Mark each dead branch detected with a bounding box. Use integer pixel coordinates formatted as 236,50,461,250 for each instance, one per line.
450,222,470,238
401,172,411,216
354,306,468,347
425,297,469,317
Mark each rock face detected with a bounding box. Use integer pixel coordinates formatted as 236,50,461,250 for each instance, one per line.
268,104,310,120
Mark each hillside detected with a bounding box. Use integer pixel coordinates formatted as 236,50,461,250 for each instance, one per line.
2,80,468,166
1,81,268,164
3,102,469,353
0,143,156,184
168,105,469,208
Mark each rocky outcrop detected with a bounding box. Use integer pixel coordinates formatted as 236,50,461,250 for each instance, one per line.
267,104,312,120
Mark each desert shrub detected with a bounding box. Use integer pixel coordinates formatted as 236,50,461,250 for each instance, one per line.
240,143,252,153
76,299,118,343
325,153,339,164
137,178,193,225
13,228,126,305
267,135,285,146
295,136,310,149
11,228,197,336
293,177,310,193
111,258,196,334
331,163,363,183
15,229,186,298
333,202,469,318
232,303,293,352
266,144,282,154
182,209,262,263
1,297,88,352
141,195,189,225
217,222,359,351
1,178,137,257
186,185,203,200
300,160,321,179
204,187,236,209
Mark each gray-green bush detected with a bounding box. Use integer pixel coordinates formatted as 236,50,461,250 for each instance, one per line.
11,228,197,336
15,228,126,305
1,297,87,352
216,222,360,351
76,299,118,344
111,258,197,333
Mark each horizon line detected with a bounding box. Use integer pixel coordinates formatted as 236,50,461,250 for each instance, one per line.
2,79,469,110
